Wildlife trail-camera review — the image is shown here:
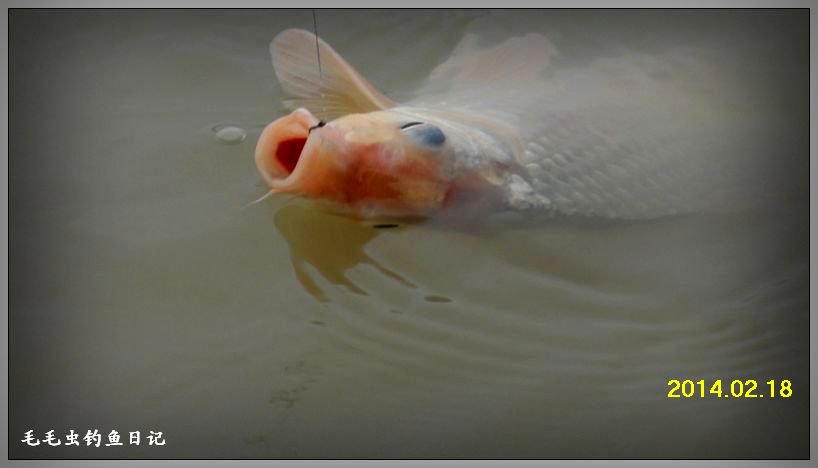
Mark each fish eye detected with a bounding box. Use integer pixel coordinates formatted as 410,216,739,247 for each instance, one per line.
400,122,446,148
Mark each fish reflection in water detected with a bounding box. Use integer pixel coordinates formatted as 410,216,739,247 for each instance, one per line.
273,203,416,302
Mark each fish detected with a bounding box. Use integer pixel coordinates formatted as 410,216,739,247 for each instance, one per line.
255,28,802,220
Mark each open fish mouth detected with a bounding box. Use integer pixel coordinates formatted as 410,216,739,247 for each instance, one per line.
254,107,323,192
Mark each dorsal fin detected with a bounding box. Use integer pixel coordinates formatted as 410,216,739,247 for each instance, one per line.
405,32,560,113
270,29,397,121
425,32,559,89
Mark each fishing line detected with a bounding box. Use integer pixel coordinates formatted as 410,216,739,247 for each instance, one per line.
311,9,326,120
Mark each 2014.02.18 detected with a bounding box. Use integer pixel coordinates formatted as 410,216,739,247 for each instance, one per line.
667,379,792,399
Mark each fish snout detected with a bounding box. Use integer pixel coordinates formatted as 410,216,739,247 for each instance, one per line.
254,107,322,188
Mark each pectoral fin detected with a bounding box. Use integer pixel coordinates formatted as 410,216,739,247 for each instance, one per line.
271,28,397,120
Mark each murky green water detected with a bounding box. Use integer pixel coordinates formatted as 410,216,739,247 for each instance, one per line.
11,10,808,459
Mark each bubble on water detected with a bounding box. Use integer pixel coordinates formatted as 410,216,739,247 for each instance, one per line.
213,125,246,145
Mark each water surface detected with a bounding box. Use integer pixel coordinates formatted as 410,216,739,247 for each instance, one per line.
10,9,808,459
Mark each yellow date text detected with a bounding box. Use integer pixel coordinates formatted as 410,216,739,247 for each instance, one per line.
666,379,792,399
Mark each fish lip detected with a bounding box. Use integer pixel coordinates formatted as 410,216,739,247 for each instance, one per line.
254,108,323,191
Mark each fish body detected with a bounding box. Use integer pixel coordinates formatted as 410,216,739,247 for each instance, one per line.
255,29,797,220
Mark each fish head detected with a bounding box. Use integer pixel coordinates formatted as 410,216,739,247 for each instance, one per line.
257,28,518,218
255,107,455,218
